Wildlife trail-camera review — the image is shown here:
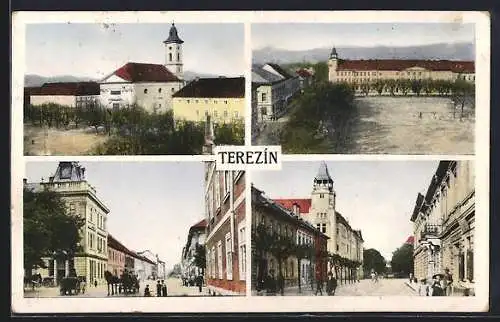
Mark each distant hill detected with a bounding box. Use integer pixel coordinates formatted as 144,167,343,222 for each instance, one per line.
252,42,475,65
25,71,224,87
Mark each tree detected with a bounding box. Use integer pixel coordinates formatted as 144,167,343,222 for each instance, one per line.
193,243,206,276
391,243,414,277
23,187,85,276
386,79,398,96
360,82,371,96
451,78,475,119
398,79,411,96
313,62,329,83
373,80,385,95
362,248,386,277
411,79,423,96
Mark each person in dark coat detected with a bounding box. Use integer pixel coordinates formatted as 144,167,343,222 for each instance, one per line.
156,280,162,297
265,269,277,295
144,285,151,297
277,273,285,296
196,275,203,293
161,280,167,297
315,275,324,296
326,272,337,296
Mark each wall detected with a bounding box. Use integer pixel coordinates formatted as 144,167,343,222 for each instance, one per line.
172,97,244,123
30,95,76,107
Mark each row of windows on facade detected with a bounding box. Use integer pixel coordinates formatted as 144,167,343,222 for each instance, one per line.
257,80,299,103
196,109,239,119
336,70,474,77
254,212,316,247
69,203,106,230
184,99,231,105
206,225,246,281
418,162,474,227
108,248,125,263
168,52,181,62
103,88,177,95
206,171,244,221
87,231,107,254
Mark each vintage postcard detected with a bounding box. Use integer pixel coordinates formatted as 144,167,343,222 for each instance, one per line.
11,10,490,314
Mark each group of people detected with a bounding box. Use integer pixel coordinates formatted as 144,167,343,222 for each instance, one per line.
258,269,338,296
417,268,454,296
181,274,205,292
143,280,168,297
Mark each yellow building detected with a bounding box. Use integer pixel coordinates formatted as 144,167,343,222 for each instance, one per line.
25,162,109,286
327,46,475,93
172,77,245,123
410,161,475,295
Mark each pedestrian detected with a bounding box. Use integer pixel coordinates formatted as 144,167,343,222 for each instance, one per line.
156,280,162,297
443,268,454,296
196,274,203,293
418,278,429,296
94,279,98,288
326,272,337,296
277,273,285,296
162,280,168,297
144,284,151,297
265,269,277,296
314,276,323,296
409,273,414,284
431,275,444,296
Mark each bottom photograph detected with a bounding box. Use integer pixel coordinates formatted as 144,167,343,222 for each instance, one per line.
251,160,475,297
22,160,246,297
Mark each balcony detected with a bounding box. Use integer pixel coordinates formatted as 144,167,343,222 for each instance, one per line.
419,224,442,248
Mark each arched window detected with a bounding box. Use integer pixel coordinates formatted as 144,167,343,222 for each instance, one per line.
177,53,180,61
169,53,172,62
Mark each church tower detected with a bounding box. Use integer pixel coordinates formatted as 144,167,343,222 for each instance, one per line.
310,161,337,254
164,23,184,80
327,46,338,83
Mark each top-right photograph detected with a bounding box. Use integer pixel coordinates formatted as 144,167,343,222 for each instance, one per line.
251,23,476,155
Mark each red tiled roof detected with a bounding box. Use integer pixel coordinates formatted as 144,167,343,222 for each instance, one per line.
108,234,136,257
190,219,207,230
29,82,100,96
405,236,415,244
112,62,180,82
173,77,245,98
338,59,474,73
273,198,312,214
296,69,313,77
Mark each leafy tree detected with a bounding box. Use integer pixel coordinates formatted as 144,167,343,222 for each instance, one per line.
422,78,435,95
313,62,329,83
391,243,414,276
398,79,411,96
451,78,475,119
362,248,386,277
411,79,423,96
193,243,206,275
373,80,385,95
386,79,398,96
360,82,371,96
23,186,85,275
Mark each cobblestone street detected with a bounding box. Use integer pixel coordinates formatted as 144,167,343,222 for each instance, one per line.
24,277,211,298
253,278,416,296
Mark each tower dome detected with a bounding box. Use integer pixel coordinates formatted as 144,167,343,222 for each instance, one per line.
330,46,338,59
164,23,184,44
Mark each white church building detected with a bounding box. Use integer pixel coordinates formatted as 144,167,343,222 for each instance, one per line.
99,23,186,113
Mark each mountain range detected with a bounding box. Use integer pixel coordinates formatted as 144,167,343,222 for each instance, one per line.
24,71,220,87
252,42,475,65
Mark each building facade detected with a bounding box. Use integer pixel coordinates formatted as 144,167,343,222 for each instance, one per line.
251,185,329,291
98,23,185,112
136,250,160,280
296,68,314,91
107,234,136,277
252,63,301,121
327,46,475,94
132,254,156,281
273,162,364,280
411,160,475,295
181,219,207,281
203,131,246,296
172,77,245,123
25,161,109,285
28,82,100,108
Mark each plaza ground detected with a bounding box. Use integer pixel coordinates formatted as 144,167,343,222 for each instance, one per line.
24,124,108,156
252,278,416,296
24,277,211,298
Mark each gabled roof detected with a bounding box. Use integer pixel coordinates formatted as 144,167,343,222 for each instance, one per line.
252,65,284,84
337,59,474,73
265,63,294,79
273,198,311,214
190,219,207,230
296,69,313,78
28,82,100,96
108,62,181,83
172,77,245,98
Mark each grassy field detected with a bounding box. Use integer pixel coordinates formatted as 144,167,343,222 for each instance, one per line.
24,125,109,156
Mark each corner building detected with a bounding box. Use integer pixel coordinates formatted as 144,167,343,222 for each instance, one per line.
25,162,109,285
274,162,364,280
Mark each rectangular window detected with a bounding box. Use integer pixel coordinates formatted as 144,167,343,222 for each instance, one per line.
238,221,246,281
224,110,228,117
217,241,223,279
261,93,267,101
223,171,230,197
110,90,121,95
316,223,320,231
214,172,221,208
226,233,233,280
322,224,326,233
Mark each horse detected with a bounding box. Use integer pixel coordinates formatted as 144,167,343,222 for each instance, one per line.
104,271,120,296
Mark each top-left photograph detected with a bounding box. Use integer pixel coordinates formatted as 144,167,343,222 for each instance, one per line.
22,23,245,155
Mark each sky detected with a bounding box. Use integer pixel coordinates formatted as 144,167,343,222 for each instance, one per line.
25,23,245,79
252,23,475,50
25,161,205,273
252,160,440,261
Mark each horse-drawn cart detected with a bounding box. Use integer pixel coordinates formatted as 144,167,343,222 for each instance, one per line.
60,277,81,296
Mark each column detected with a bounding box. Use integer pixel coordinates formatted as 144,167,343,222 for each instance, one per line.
53,258,58,284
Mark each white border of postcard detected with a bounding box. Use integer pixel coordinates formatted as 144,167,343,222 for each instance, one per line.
12,10,490,313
